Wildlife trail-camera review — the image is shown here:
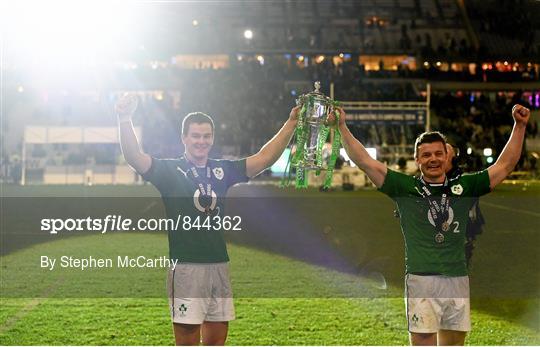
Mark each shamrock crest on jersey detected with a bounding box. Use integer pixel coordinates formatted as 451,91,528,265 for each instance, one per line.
451,184,463,195
213,167,224,180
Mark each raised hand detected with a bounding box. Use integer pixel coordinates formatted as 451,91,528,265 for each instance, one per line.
512,104,530,126
289,105,301,123
323,106,344,127
336,107,346,127
115,93,139,121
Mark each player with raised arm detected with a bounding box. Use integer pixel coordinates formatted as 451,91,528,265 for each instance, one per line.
116,94,299,345
337,104,530,346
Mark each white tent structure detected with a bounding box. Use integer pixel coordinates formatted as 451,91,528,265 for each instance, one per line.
22,126,142,185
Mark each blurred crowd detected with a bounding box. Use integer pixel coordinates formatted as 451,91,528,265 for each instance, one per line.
2,59,539,184
468,0,538,57
433,91,538,172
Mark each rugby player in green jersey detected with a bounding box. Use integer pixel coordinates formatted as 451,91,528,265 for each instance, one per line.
336,104,530,346
116,94,300,345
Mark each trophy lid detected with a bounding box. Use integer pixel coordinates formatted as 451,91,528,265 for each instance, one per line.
296,81,332,105
314,81,321,94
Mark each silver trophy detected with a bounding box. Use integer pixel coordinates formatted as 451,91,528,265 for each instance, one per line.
286,81,341,188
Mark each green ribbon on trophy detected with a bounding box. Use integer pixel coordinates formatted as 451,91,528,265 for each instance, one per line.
282,81,341,189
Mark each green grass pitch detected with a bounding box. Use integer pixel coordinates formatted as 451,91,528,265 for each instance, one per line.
1,183,539,345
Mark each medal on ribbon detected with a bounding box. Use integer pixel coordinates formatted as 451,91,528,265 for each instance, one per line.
186,161,215,215
441,221,450,232
417,177,451,244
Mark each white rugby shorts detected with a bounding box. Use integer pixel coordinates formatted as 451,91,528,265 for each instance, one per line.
167,262,234,324
405,274,471,333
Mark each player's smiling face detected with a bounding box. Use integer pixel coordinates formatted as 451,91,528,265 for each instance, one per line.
416,141,448,183
182,122,214,163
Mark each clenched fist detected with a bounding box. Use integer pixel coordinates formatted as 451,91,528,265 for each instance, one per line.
115,93,139,121
512,104,530,126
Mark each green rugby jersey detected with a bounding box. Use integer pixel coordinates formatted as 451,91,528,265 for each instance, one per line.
142,157,249,263
379,169,491,276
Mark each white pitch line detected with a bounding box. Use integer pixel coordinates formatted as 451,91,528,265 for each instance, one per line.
481,201,540,218
141,201,158,214
0,298,44,334
0,278,63,334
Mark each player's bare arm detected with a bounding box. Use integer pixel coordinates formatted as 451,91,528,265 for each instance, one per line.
487,104,530,189
337,107,387,188
245,106,300,178
116,93,152,175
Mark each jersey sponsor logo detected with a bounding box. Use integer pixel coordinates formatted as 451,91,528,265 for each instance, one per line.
451,184,463,195
213,167,224,180
428,206,454,227
193,189,217,213
176,166,188,177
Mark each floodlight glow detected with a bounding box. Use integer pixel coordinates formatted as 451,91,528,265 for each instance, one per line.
483,148,493,156
256,55,264,65
192,19,199,26
17,86,24,93
467,147,472,155
340,148,356,167
487,156,494,164
2,0,141,69
154,91,164,101
244,29,253,39
270,148,291,174
366,148,377,160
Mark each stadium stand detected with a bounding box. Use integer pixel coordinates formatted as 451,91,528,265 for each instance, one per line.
2,0,539,184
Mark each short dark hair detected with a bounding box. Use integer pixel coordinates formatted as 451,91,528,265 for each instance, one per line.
181,112,215,136
414,131,447,158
